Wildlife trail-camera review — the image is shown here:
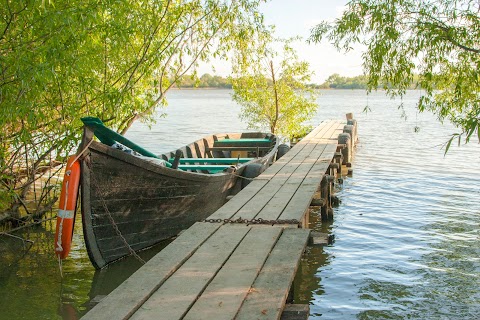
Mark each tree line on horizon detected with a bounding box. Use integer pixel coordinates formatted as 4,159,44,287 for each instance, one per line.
176,73,421,90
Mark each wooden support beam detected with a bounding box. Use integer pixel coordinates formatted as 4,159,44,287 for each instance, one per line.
320,175,334,221
280,304,310,320
308,231,335,246
310,198,326,207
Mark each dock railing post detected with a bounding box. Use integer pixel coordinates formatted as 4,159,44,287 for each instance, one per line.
338,133,351,164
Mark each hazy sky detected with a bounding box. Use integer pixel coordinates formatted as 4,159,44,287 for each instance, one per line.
200,0,364,83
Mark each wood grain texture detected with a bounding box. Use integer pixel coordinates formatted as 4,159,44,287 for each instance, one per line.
235,228,310,320
82,222,222,320
129,224,251,320
183,226,283,320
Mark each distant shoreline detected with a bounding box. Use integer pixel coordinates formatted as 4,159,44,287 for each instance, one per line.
174,73,420,90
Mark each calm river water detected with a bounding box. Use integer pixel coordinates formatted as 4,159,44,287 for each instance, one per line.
0,90,478,319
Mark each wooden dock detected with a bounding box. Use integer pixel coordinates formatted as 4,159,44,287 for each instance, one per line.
82,117,357,320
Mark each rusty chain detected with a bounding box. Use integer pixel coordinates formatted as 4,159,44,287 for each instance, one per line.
202,217,300,225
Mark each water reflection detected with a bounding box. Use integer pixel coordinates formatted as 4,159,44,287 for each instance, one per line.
306,90,480,319
0,221,86,320
293,207,333,304
85,239,171,314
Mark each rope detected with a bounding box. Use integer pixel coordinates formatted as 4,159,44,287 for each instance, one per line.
58,255,63,278
71,138,94,164
55,180,69,253
227,172,256,181
90,171,146,265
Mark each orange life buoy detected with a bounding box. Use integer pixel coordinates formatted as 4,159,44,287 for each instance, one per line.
55,155,81,259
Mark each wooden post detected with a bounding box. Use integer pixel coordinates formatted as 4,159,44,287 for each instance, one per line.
320,175,334,221
347,119,358,145
301,208,309,228
338,133,351,164
329,162,340,178
334,152,343,174
343,124,355,148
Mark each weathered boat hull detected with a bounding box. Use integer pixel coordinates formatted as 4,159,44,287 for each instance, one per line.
80,129,278,269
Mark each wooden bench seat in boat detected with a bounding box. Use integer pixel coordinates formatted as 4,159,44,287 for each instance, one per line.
176,164,234,171
168,158,253,164
206,146,272,152
213,138,272,148
208,138,272,153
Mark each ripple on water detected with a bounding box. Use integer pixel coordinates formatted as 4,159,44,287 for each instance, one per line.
303,91,480,319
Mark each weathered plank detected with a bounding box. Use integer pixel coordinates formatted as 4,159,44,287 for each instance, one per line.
257,120,336,178
278,123,344,221
228,141,321,221
235,228,311,320
279,144,339,221
254,144,330,221
207,144,314,221
207,121,340,221
183,226,283,320
243,121,343,222
207,179,269,220
82,222,222,320
129,224,251,320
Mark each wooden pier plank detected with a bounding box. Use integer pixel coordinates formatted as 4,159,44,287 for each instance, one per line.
82,222,222,320
230,147,315,220
207,179,269,220
229,126,332,219
206,139,312,221
276,122,344,222
253,121,343,222
129,224,251,320
183,226,283,320
206,121,337,221
235,228,311,320
279,143,340,222
254,144,329,221
208,144,313,221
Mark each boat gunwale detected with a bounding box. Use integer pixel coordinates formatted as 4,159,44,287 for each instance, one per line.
80,129,279,269
86,131,279,182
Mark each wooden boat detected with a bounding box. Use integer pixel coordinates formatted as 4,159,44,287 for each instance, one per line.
78,117,280,269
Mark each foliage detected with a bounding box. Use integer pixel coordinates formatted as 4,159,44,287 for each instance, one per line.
230,37,318,140
316,73,421,89
175,73,232,88
310,0,480,147
0,0,267,221
321,73,369,89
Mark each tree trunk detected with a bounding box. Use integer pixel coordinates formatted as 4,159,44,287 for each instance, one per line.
270,60,279,134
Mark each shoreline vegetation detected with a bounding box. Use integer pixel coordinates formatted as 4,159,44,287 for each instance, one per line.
175,73,420,90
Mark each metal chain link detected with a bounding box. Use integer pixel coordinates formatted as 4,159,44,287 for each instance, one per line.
202,217,300,225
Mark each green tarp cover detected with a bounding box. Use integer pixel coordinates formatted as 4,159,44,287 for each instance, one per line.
81,117,172,167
